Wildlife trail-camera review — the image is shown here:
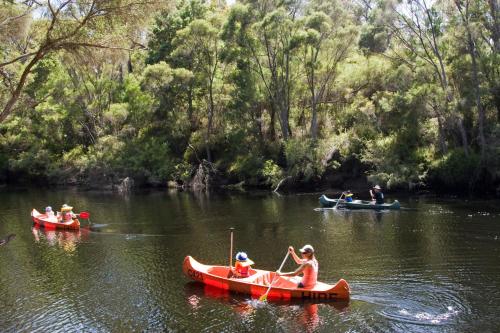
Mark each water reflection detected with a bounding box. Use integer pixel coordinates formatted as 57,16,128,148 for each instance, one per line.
184,282,348,332
1,189,500,332
31,226,89,252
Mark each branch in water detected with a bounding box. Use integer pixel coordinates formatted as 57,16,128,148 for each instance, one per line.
274,176,292,193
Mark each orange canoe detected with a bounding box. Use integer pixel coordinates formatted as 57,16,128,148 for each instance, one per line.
31,209,80,230
183,256,350,301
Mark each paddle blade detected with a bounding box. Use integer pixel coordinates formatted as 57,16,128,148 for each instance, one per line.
258,294,267,302
79,212,90,219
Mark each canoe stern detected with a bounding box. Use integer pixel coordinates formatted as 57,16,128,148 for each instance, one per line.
319,195,336,208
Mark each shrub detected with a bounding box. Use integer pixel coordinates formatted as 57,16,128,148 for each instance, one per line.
284,138,324,182
362,134,430,189
262,159,283,187
429,149,480,190
228,154,263,182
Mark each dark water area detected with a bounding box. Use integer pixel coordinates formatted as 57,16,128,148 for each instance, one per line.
0,189,500,332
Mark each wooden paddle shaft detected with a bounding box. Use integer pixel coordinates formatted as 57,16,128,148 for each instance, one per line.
262,251,290,298
229,228,234,269
334,192,344,209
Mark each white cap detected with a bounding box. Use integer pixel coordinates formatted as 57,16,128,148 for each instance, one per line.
299,244,314,254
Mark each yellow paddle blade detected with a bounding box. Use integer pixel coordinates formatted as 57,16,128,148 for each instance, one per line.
258,294,267,302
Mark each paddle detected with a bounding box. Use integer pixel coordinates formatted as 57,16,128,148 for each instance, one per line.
259,251,290,302
334,192,344,210
227,227,234,278
78,212,90,219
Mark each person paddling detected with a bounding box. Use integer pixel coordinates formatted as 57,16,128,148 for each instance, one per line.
276,245,318,289
370,185,384,204
59,204,76,223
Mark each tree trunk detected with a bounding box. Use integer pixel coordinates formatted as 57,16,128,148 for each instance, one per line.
206,80,214,163
0,51,44,123
437,116,448,154
310,96,318,140
279,99,289,141
188,85,195,130
489,0,500,53
457,116,469,156
127,54,133,73
465,19,486,157
269,104,276,141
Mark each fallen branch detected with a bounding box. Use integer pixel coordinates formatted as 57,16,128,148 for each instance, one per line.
273,176,292,193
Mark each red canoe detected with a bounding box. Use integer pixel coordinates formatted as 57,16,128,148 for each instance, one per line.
31,209,80,230
183,256,350,301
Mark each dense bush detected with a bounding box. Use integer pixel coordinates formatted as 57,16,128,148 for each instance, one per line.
0,0,498,193
428,149,481,191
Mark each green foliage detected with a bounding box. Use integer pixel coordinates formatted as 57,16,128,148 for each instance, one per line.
429,149,480,190
173,161,194,183
262,160,284,187
0,0,498,192
228,154,263,182
284,139,325,182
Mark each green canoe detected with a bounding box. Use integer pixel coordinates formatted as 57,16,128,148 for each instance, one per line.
319,194,400,210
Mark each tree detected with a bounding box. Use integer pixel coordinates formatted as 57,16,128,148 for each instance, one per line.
0,0,166,123
451,0,487,158
301,1,357,139
382,0,469,154
173,12,227,162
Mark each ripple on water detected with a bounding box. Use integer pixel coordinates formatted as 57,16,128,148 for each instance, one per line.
355,278,469,329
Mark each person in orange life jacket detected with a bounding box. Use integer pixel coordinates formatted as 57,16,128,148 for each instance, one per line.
370,185,384,204
276,245,318,289
233,252,254,278
59,204,76,223
343,190,354,202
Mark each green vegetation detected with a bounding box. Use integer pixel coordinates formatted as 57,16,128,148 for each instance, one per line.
1,0,499,193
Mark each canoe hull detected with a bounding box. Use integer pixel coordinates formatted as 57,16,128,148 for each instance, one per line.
31,209,80,230
319,195,400,210
183,256,350,301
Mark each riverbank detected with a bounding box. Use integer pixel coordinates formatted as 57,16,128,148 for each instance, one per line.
1,179,498,200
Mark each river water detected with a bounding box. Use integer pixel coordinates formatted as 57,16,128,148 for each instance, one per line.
0,189,499,332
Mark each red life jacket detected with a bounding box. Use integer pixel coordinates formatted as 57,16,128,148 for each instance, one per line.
235,261,250,277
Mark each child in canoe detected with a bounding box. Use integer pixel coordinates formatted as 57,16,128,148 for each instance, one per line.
343,190,354,202
277,245,318,289
233,252,254,278
58,204,76,223
45,206,55,217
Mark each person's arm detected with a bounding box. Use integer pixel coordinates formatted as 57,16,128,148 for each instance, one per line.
370,190,375,200
277,263,307,277
288,246,303,265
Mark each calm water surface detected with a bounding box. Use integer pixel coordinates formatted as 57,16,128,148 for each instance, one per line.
0,189,499,332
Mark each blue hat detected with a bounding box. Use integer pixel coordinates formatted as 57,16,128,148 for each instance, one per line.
236,252,248,261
